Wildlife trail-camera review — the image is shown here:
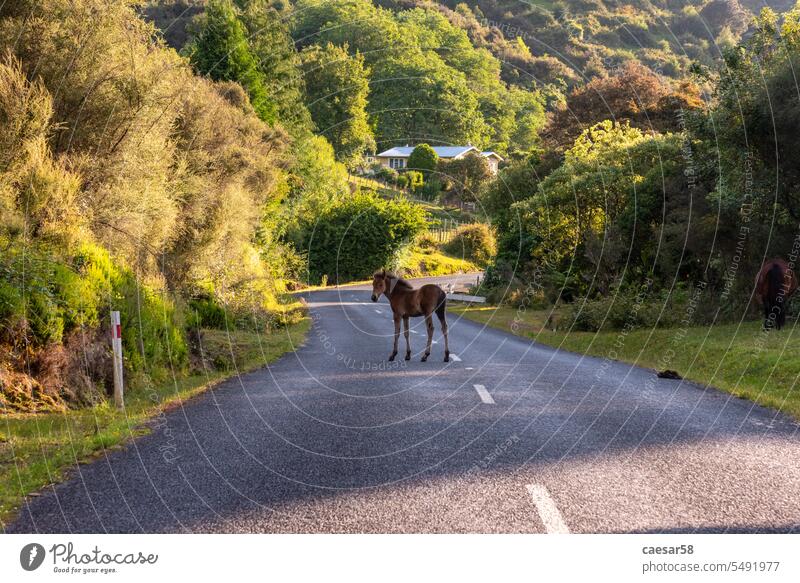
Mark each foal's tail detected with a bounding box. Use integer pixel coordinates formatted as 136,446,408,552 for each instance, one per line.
436,288,447,320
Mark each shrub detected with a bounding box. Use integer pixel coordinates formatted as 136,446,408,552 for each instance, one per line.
415,232,439,251
73,243,188,375
188,295,228,329
408,143,438,173
420,177,443,200
562,286,697,332
301,191,427,283
376,166,398,184
443,223,497,266
404,170,424,193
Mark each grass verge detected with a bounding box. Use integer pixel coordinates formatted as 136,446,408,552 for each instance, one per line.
0,317,310,526
449,303,800,420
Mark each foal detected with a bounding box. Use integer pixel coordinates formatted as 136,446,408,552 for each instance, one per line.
371,270,450,362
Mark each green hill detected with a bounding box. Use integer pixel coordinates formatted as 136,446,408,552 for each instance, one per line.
377,0,800,85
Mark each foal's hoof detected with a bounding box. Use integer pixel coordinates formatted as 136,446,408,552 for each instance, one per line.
420,354,428,362
405,352,411,361
443,355,450,362
388,353,396,362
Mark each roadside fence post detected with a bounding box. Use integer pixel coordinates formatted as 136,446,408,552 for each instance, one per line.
111,310,124,410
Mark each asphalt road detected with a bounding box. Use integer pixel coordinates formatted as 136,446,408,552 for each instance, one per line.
7,274,800,533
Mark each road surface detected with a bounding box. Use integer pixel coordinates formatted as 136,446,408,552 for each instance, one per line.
6,274,800,533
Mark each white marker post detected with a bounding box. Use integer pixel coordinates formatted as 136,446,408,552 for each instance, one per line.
110,310,124,410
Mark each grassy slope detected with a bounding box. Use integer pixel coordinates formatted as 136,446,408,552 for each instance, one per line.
0,318,310,526
449,304,800,420
401,247,478,277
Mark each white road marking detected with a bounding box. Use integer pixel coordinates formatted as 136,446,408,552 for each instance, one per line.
431,340,438,344
526,484,570,534
473,384,495,404
410,330,418,334
374,309,382,314
465,367,474,370
449,354,462,362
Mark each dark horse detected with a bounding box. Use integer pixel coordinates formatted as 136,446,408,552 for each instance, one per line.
371,270,449,362
755,258,798,330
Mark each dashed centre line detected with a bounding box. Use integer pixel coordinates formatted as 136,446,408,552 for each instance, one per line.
526,484,570,534
473,384,495,404
449,354,462,362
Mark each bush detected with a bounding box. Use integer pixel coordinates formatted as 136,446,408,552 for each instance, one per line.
376,166,398,184
188,295,228,329
404,170,424,193
0,240,189,402
415,232,439,251
420,177,443,200
407,143,438,173
443,223,497,266
301,191,427,283
562,286,697,332
73,243,188,375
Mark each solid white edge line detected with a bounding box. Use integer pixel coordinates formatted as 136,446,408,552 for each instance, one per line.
473,384,495,404
526,484,570,534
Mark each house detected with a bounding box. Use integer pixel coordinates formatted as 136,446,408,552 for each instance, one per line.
374,145,503,175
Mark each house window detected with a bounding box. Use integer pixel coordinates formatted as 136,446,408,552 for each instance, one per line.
389,158,405,169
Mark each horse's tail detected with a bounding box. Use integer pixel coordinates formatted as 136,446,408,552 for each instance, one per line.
768,263,783,303
436,288,447,320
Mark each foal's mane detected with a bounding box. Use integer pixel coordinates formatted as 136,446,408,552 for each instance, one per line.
375,270,414,290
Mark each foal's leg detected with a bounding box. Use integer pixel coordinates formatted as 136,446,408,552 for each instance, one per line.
438,312,449,362
389,315,400,361
421,314,434,362
403,315,411,360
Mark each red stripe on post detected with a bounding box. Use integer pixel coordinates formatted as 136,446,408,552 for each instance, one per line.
116,324,121,339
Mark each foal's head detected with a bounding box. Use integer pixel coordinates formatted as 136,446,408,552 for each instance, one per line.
371,270,388,302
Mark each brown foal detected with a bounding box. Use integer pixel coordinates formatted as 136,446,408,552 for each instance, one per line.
371,270,450,362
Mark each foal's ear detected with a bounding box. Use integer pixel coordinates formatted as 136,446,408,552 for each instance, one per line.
381,268,386,277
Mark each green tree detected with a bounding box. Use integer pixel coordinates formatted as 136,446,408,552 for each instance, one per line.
514,121,696,294
300,191,427,283
369,56,489,147
711,6,800,221
291,0,489,148
509,87,547,155
407,144,438,174
237,0,313,134
439,152,491,202
185,0,276,123
301,43,374,168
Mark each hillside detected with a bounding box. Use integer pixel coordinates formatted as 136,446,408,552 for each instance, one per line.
145,1,800,95
378,0,800,85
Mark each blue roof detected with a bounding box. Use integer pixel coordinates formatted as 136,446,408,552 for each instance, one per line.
376,145,479,158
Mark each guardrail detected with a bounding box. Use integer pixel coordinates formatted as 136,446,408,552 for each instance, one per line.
446,293,486,303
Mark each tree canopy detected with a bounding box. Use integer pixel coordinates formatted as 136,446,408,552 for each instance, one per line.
301,43,375,168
